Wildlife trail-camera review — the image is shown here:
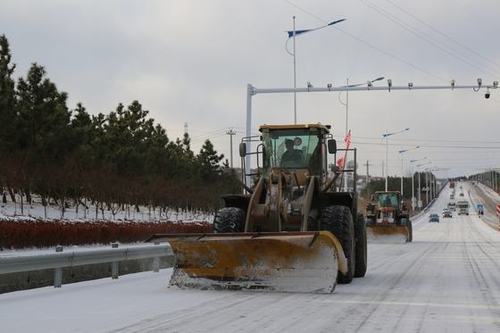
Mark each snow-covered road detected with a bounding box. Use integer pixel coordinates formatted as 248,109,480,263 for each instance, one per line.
2,182,500,333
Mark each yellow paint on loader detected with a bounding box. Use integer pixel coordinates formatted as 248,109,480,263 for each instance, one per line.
366,224,410,243
147,231,347,293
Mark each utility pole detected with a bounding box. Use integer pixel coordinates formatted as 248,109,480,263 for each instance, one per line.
385,134,389,191
400,158,404,196
411,171,415,211
364,160,372,194
418,172,422,209
426,172,430,205
226,128,236,169
365,160,371,185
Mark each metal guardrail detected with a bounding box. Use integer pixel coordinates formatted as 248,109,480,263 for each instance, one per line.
0,243,174,288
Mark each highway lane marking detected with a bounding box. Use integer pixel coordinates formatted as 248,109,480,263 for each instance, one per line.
321,298,500,311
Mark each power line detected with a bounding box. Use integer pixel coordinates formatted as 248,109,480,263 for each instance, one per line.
352,141,500,149
383,0,500,73
353,135,500,145
359,0,498,78
282,0,447,82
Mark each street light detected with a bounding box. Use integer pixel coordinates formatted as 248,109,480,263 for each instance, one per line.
382,127,410,191
338,76,384,192
339,76,385,136
398,146,420,197
409,157,427,210
286,17,346,124
416,161,432,208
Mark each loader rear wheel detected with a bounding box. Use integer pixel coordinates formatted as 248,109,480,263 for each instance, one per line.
214,207,245,233
319,205,355,284
354,214,367,278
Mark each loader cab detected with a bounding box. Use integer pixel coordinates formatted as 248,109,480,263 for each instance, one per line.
259,124,332,178
375,192,401,209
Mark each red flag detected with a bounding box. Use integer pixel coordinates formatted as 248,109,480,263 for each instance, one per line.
344,129,352,149
336,130,351,169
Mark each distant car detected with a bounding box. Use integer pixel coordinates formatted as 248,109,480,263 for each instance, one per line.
442,210,452,218
459,193,464,197
429,213,440,223
476,203,484,216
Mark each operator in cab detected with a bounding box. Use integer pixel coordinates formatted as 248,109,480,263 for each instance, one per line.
280,138,303,168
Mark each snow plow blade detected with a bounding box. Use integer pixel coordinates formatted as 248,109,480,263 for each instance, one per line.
146,231,347,294
366,224,410,243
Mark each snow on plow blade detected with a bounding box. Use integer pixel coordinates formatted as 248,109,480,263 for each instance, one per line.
366,224,409,243
147,231,347,294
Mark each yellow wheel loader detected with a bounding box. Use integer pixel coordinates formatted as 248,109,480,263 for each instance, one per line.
365,191,413,243
148,124,367,293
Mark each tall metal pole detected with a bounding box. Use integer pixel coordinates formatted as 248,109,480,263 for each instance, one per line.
385,135,389,191
418,172,421,209
411,167,415,210
343,79,350,192
426,172,429,204
365,160,371,188
430,173,434,199
245,84,253,188
226,128,236,169
400,158,404,196
293,16,297,124
345,78,349,135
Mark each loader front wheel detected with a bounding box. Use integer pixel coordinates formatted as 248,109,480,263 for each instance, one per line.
214,207,245,233
319,205,355,284
354,214,367,278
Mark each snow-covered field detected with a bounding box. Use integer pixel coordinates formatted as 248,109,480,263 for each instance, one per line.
1,182,500,332
0,193,212,223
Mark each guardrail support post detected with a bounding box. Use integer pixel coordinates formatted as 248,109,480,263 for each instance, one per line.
152,242,160,272
111,243,119,279
54,245,63,288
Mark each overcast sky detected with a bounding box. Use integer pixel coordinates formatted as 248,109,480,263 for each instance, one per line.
2,0,499,178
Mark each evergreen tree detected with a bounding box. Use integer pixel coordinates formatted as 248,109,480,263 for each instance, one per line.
16,63,72,159
0,34,17,153
197,139,224,178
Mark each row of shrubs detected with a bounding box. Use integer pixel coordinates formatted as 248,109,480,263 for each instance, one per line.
0,220,212,249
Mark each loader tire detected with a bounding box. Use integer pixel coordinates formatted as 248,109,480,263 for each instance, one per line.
214,207,245,233
354,214,367,278
319,205,355,284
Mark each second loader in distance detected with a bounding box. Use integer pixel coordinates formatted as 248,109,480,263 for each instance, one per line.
365,191,413,243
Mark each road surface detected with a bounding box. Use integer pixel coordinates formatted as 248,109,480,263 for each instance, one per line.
1,182,500,332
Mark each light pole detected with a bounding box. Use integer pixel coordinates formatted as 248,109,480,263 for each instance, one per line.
382,128,410,191
410,157,427,210
339,77,385,136
338,76,384,192
285,17,346,124
416,161,432,209
426,170,430,204
226,128,236,169
398,146,420,197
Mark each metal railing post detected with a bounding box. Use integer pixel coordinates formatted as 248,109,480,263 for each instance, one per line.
111,243,119,279
54,245,63,288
